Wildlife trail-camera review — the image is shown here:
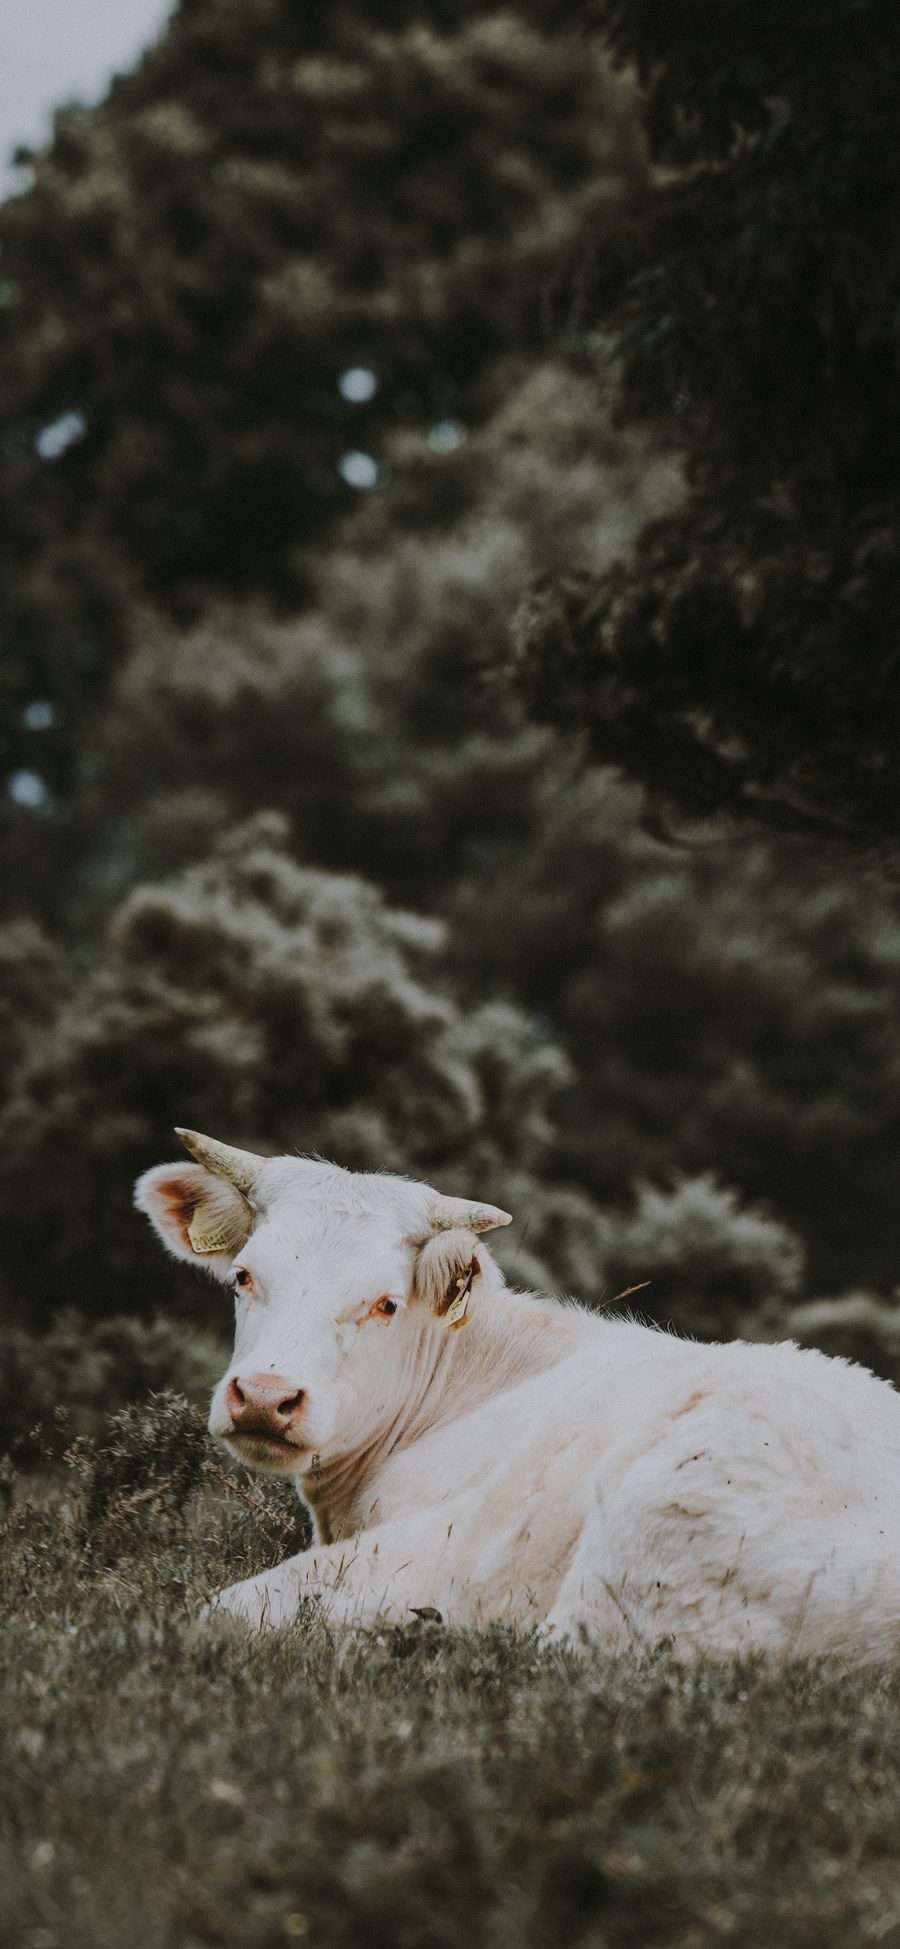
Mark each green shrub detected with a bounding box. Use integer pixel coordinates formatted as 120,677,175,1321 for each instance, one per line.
596,1173,805,1338
80,1389,210,1542
783,1293,900,1389
74,1390,311,1567
0,1310,222,1463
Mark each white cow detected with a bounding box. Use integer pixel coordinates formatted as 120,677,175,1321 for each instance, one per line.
136,1129,900,1658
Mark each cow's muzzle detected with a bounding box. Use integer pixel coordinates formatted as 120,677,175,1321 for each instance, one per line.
225,1372,307,1447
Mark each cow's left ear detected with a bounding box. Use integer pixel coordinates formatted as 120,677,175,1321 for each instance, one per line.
134,1162,254,1281
413,1227,484,1320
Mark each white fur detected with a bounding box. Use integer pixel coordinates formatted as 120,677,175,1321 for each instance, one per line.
136,1155,900,1658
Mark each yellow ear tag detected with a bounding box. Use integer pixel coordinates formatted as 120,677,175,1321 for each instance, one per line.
445,1288,470,1330
187,1215,231,1254
445,1262,476,1331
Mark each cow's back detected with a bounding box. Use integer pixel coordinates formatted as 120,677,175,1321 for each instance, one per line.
360,1324,900,1645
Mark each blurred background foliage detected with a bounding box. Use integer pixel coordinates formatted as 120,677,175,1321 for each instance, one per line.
2,0,900,1423
511,0,900,837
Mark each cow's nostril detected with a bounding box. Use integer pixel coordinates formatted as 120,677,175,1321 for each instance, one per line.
226,1373,306,1433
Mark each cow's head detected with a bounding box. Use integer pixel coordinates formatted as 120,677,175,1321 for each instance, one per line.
135,1130,511,1478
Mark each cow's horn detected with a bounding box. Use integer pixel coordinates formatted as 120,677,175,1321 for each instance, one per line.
428,1194,512,1235
175,1127,263,1195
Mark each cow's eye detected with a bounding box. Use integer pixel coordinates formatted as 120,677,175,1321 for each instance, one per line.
234,1267,253,1292
369,1295,398,1320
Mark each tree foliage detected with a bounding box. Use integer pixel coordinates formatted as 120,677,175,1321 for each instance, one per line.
510,0,900,839
78,360,676,917
0,814,625,1319
450,772,900,1295
2,0,900,1350
0,0,641,821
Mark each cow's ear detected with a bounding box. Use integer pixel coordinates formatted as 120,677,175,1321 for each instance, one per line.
134,1162,254,1281
413,1227,482,1319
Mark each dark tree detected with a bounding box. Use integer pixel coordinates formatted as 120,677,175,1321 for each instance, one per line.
509,1,900,842
0,0,641,833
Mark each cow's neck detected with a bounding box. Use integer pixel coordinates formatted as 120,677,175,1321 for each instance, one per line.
301,1284,586,1541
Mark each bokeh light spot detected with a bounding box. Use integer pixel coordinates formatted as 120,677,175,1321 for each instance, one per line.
338,450,381,490
427,419,467,454
8,769,49,810
22,700,56,731
34,411,87,461
338,367,378,404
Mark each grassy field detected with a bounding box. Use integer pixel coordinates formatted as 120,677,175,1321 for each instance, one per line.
5,1395,900,1949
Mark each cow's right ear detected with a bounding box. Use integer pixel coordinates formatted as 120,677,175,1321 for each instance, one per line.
134,1163,254,1281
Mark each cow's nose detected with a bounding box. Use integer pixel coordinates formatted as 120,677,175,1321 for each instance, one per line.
226,1373,306,1437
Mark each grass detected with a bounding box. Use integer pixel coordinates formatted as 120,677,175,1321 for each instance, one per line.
5,1397,900,1948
